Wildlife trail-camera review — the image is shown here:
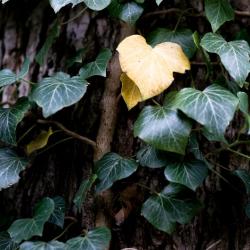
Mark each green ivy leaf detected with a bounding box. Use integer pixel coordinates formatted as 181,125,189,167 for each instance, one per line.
8,197,55,243
48,196,65,228
30,72,88,118
79,49,112,79
0,148,28,190
0,70,16,88
238,92,249,114
170,84,239,142
65,227,111,250
108,0,144,25
141,183,201,233
155,0,163,5
82,0,111,10
18,58,30,80
95,153,138,192
164,159,208,191
49,0,111,13
0,232,19,250
201,33,250,87
134,105,192,155
73,174,97,211
36,21,60,66
0,59,30,88
235,29,250,45
204,0,234,32
234,169,250,194
66,48,87,68
136,145,168,168
0,98,30,145
188,133,203,160
187,133,213,169
20,241,65,250
148,28,196,58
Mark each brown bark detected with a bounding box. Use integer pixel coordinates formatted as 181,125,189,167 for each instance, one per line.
93,23,135,250
0,0,250,249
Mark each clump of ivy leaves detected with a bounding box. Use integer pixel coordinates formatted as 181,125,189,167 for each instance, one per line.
0,0,250,249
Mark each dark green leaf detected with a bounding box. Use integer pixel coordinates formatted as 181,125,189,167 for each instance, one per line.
148,28,196,58
49,0,111,13
141,183,201,233
8,198,55,243
48,196,65,228
155,0,163,5
20,240,65,250
65,227,111,250
205,0,234,32
136,145,168,168
0,98,30,145
235,29,250,45
188,133,203,160
36,22,60,66
234,169,250,194
74,175,97,211
0,59,29,88
79,49,112,79
201,33,250,87
83,0,111,10
238,92,249,114
17,58,30,80
0,70,16,88
0,232,19,250
164,159,208,190
108,0,143,25
30,72,88,118
170,84,238,142
0,148,28,190
95,153,138,192
134,105,192,154
66,48,87,68
188,133,213,169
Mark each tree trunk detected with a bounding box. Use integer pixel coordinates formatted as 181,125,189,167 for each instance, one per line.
0,0,250,249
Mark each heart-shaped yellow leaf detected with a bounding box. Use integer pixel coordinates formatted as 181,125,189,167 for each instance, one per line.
121,73,143,110
117,35,190,109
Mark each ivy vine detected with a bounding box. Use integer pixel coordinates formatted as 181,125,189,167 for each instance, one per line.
0,0,250,249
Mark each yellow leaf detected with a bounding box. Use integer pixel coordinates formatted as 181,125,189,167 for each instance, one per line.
117,35,190,108
26,127,53,155
121,73,142,110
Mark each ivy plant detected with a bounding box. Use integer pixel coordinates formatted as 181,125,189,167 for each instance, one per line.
0,0,250,249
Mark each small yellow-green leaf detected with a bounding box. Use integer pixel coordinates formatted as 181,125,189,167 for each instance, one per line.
26,127,53,155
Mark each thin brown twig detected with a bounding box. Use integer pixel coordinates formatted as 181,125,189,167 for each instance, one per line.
235,10,250,17
206,240,222,250
205,140,250,158
61,7,88,25
191,61,219,66
36,137,74,156
52,220,77,241
143,8,250,19
37,119,97,149
227,148,250,160
143,8,182,18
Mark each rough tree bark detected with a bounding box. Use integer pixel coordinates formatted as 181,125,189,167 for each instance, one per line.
0,0,250,249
